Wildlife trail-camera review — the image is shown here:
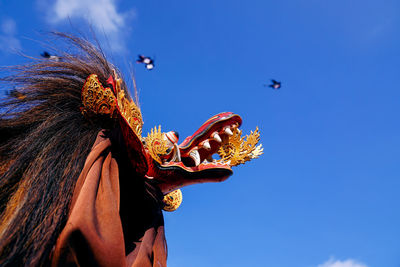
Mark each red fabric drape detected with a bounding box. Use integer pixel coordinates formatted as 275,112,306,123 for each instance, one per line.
51,132,167,267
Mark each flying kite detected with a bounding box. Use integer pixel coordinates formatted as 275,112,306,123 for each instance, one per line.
41,51,61,62
267,79,281,90
137,55,154,70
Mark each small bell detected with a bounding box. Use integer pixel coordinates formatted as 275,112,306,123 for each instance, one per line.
162,189,183,212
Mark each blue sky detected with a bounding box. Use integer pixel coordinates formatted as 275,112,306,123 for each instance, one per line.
1,0,399,266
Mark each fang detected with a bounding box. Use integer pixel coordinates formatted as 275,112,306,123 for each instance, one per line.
189,149,201,166
202,140,211,150
212,132,222,143
224,127,233,136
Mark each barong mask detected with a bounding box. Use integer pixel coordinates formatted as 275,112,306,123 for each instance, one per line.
81,71,263,211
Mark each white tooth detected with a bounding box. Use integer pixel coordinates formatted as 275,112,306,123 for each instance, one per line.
189,149,200,166
202,159,208,164
202,140,211,150
224,127,233,136
226,160,231,165
212,132,222,143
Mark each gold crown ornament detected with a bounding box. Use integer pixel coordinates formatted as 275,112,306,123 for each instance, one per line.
81,74,117,119
81,72,143,138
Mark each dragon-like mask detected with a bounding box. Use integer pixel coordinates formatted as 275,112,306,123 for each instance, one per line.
81,72,263,211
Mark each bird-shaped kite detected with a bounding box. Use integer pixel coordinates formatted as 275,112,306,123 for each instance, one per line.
41,51,61,62
137,55,154,70
268,79,281,90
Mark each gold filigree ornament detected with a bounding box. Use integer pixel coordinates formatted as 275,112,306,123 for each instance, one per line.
144,126,169,164
81,74,117,118
162,189,183,212
81,72,144,139
112,70,143,137
217,127,263,166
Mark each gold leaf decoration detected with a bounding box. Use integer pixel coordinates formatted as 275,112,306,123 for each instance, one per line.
163,189,183,212
114,73,143,137
81,72,144,139
81,74,117,118
217,127,263,166
144,126,169,164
